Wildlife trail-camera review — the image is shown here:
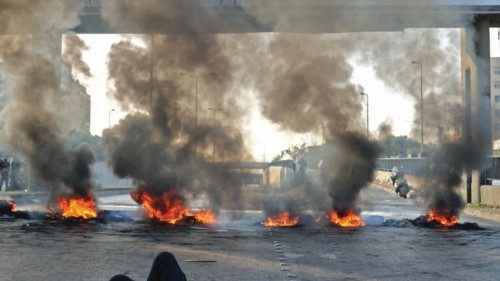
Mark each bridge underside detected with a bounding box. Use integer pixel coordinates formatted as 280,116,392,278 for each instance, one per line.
75,5,500,34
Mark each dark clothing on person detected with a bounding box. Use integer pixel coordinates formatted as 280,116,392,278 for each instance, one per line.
109,252,187,281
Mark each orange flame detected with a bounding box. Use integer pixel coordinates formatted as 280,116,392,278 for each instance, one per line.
57,196,98,219
131,189,217,225
7,197,16,212
262,212,299,227
426,209,459,227
328,209,365,228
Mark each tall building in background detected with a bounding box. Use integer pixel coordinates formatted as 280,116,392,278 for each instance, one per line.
33,33,91,133
1,48,90,134
61,62,91,133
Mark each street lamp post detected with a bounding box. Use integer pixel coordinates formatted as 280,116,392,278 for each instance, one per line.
108,108,115,128
411,60,424,155
360,92,369,135
177,72,216,158
195,76,198,156
149,34,154,113
208,107,222,162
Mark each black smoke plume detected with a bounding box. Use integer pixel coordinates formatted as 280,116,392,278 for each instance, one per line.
262,194,299,218
63,34,92,77
419,143,467,217
245,34,380,215
100,3,482,220
0,37,96,203
0,1,80,34
0,2,96,205
324,133,380,213
377,119,393,140
356,29,462,142
102,34,250,210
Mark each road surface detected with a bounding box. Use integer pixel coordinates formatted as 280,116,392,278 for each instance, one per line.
0,187,499,281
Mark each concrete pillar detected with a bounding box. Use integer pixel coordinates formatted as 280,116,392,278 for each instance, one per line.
461,16,492,204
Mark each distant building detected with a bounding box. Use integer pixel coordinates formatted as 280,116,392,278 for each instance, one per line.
60,63,91,133
262,160,295,189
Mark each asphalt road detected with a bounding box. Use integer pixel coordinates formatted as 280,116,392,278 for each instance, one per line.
1,187,499,281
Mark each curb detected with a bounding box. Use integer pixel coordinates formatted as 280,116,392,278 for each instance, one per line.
463,208,500,223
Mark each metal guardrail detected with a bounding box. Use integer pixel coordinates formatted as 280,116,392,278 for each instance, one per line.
376,157,427,174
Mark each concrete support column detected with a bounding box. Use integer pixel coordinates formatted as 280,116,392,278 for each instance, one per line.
461,16,492,204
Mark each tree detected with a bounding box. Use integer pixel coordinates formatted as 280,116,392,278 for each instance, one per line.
379,135,421,158
272,143,306,162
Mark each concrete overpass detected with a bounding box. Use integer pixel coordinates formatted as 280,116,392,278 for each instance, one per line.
75,0,500,34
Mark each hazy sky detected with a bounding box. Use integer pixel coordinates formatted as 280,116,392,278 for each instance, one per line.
76,28,500,160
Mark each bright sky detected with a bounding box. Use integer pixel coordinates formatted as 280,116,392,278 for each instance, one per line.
76,28,500,161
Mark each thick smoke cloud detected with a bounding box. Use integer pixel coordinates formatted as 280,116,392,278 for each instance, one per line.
0,1,80,34
0,1,487,221
243,33,380,214
63,34,92,77
102,34,250,209
419,143,468,217
254,34,361,135
357,29,462,141
0,37,96,202
100,0,255,34
99,1,491,222
262,194,299,218
0,2,96,204
377,119,394,140
101,0,211,33
100,1,257,212
324,133,380,212
353,28,486,217
355,28,487,217
102,113,194,194
241,28,472,216
106,35,248,159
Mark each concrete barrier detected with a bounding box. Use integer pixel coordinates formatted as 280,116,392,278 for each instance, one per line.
480,185,500,207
